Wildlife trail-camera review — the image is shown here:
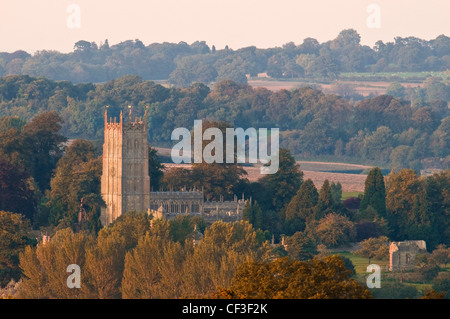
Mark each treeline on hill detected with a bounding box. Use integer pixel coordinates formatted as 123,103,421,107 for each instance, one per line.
0,74,449,170
0,29,450,85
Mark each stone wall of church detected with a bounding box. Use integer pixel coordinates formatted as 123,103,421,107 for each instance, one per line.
122,121,150,215
100,116,123,226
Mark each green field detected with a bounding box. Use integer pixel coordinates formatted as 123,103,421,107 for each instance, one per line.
335,251,388,274
341,191,362,200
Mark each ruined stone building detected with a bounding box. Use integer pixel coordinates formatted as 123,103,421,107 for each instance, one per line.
389,240,427,271
100,108,244,226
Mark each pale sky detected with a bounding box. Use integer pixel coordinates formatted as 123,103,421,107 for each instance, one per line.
0,0,449,53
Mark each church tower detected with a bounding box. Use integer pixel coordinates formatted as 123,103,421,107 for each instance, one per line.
100,107,150,226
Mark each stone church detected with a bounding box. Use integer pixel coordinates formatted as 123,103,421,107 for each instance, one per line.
100,107,245,226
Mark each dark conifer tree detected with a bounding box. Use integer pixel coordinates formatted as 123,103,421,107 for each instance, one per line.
314,179,333,220
360,167,386,218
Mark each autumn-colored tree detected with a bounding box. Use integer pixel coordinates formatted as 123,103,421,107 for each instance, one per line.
421,290,446,299
0,211,36,286
356,236,390,264
121,233,186,298
313,213,356,248
17,228,94,299
88,211,152,298
227,255,372,299
181,220,268,297
385,169,440,247
283,231,318,261
82,239,122,299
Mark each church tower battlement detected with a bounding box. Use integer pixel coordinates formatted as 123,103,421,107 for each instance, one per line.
100,107,150,226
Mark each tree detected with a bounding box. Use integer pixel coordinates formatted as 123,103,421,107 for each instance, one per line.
385,169,439,246
0,123,25,168
148,146,164,191
330,181,343,207
121,233,185,298
17,228,94,299
431,117,450,157
331,29,361,49
47,139,103,229
20,111,66,191
310,48,340,79
182,220,268,297
169,215,195,244
242,201,263,230
431,244,450,267
88,211,153,298
161,167,192,191
313,213,356,248
190,162,247,201
386,82,405,99
355,218,389,241
314,180,333,220
356,236,389,264
285,179,318,234
259,148,303,214
432,278,450,299
295,54,317,77
361,126,393,163
0,159,36,221
423,171,450,247
424,77,449,102
284,231,318,261
226,255,372,299
371,281,418,299
0,211,36,286
74,40,93,52
360,167,386,218
188,120,249,201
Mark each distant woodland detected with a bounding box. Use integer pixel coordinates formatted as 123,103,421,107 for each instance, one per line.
0,74,448,170
0,29,450,85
